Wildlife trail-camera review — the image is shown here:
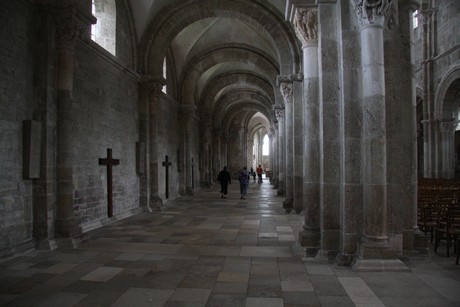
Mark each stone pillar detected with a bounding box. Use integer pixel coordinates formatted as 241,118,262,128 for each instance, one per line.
258,133,263,167
182,104,196,195
352,0,407,271
268,131,274,183
33,8,57,251
289,4,321,256
385,0,426,257
247,139,254,170
419,8,438,178
53,6,93,246
213,129,221,178
138,78,152,211
277,74,303,212
275,107,285,196
147,81,164,209
271,126,279,187
221,133,228,168
440,119,456,178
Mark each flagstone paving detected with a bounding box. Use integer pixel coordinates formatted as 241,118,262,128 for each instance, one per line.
1,179,459,306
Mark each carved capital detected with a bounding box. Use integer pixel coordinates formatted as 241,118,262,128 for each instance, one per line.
274,106,285,121
279,82,293,104
294,8,318,47
354,0,393,28
439,118,457,134
54,14,84,49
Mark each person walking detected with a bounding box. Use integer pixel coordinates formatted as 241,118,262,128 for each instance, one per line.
238,166,250,199
216,166,231,198
250,167,256,182
256,164,263,183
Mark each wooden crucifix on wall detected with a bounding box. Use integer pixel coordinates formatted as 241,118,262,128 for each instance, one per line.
162,155,172,199
99,148,119,217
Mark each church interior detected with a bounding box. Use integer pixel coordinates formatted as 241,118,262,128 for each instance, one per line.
1,0,460,305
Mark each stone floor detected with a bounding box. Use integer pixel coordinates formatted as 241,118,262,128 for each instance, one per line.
1,179,460,307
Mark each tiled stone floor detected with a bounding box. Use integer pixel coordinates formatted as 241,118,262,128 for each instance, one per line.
1,179,460,306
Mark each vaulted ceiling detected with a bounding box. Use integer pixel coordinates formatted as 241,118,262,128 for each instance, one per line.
127,0,298,138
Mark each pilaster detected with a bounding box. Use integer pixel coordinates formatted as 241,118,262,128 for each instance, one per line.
181,104,197,195
53,3,94,246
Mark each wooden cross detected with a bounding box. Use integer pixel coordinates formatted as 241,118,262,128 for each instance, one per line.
99,148,119,217
162,155,172,199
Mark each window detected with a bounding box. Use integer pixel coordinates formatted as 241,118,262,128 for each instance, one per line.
413,10,419,29
91,0,116,55
263,135,269,155
162,57,167,94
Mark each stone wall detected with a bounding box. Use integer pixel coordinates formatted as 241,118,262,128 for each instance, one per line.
157,94,180,199
72,39,139,230
0,0,36,257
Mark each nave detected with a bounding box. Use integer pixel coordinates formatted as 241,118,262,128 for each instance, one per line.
1,181,459,307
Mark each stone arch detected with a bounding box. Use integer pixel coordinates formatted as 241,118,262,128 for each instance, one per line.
139,0,301,77
201,71,274,111
214,91,273,128
182,44,279,104
435,65,460,120
434,65,460,178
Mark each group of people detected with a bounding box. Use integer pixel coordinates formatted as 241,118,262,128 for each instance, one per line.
216,165,264,199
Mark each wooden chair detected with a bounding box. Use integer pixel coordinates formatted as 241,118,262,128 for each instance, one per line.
434,200,460,257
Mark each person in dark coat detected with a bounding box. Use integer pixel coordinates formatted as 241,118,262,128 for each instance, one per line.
217,166,231,198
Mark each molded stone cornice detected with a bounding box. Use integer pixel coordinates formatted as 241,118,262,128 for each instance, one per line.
276,73,303,85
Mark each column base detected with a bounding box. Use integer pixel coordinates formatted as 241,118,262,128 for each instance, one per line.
334,252,355,266
55,233,91,249
352,258,410,272
315,250,339,262
357,236,397,259
412,227,429,255
149,195,163,211
277,189,285,196
283,198,293,213
186,187,194,196
35,239,58,251
299,228,320,257
55,217,83,238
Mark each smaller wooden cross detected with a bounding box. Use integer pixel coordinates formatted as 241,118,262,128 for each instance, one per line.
99,148,119,217
162,155,172,199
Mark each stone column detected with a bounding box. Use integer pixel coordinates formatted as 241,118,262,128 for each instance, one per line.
277,74,302,212
419,8,438,178
138,78,151,210
247,139,254,170
271,126,279,187
385,0,426,257
146,80,164,209
182,104,196,195
213,129,221,178
440,119,456,178
33,8,57,251
53,7,91,246
352,0,407,271
275,107,285,196
268,132,274,183
221,133,228,168
290,4,321,256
